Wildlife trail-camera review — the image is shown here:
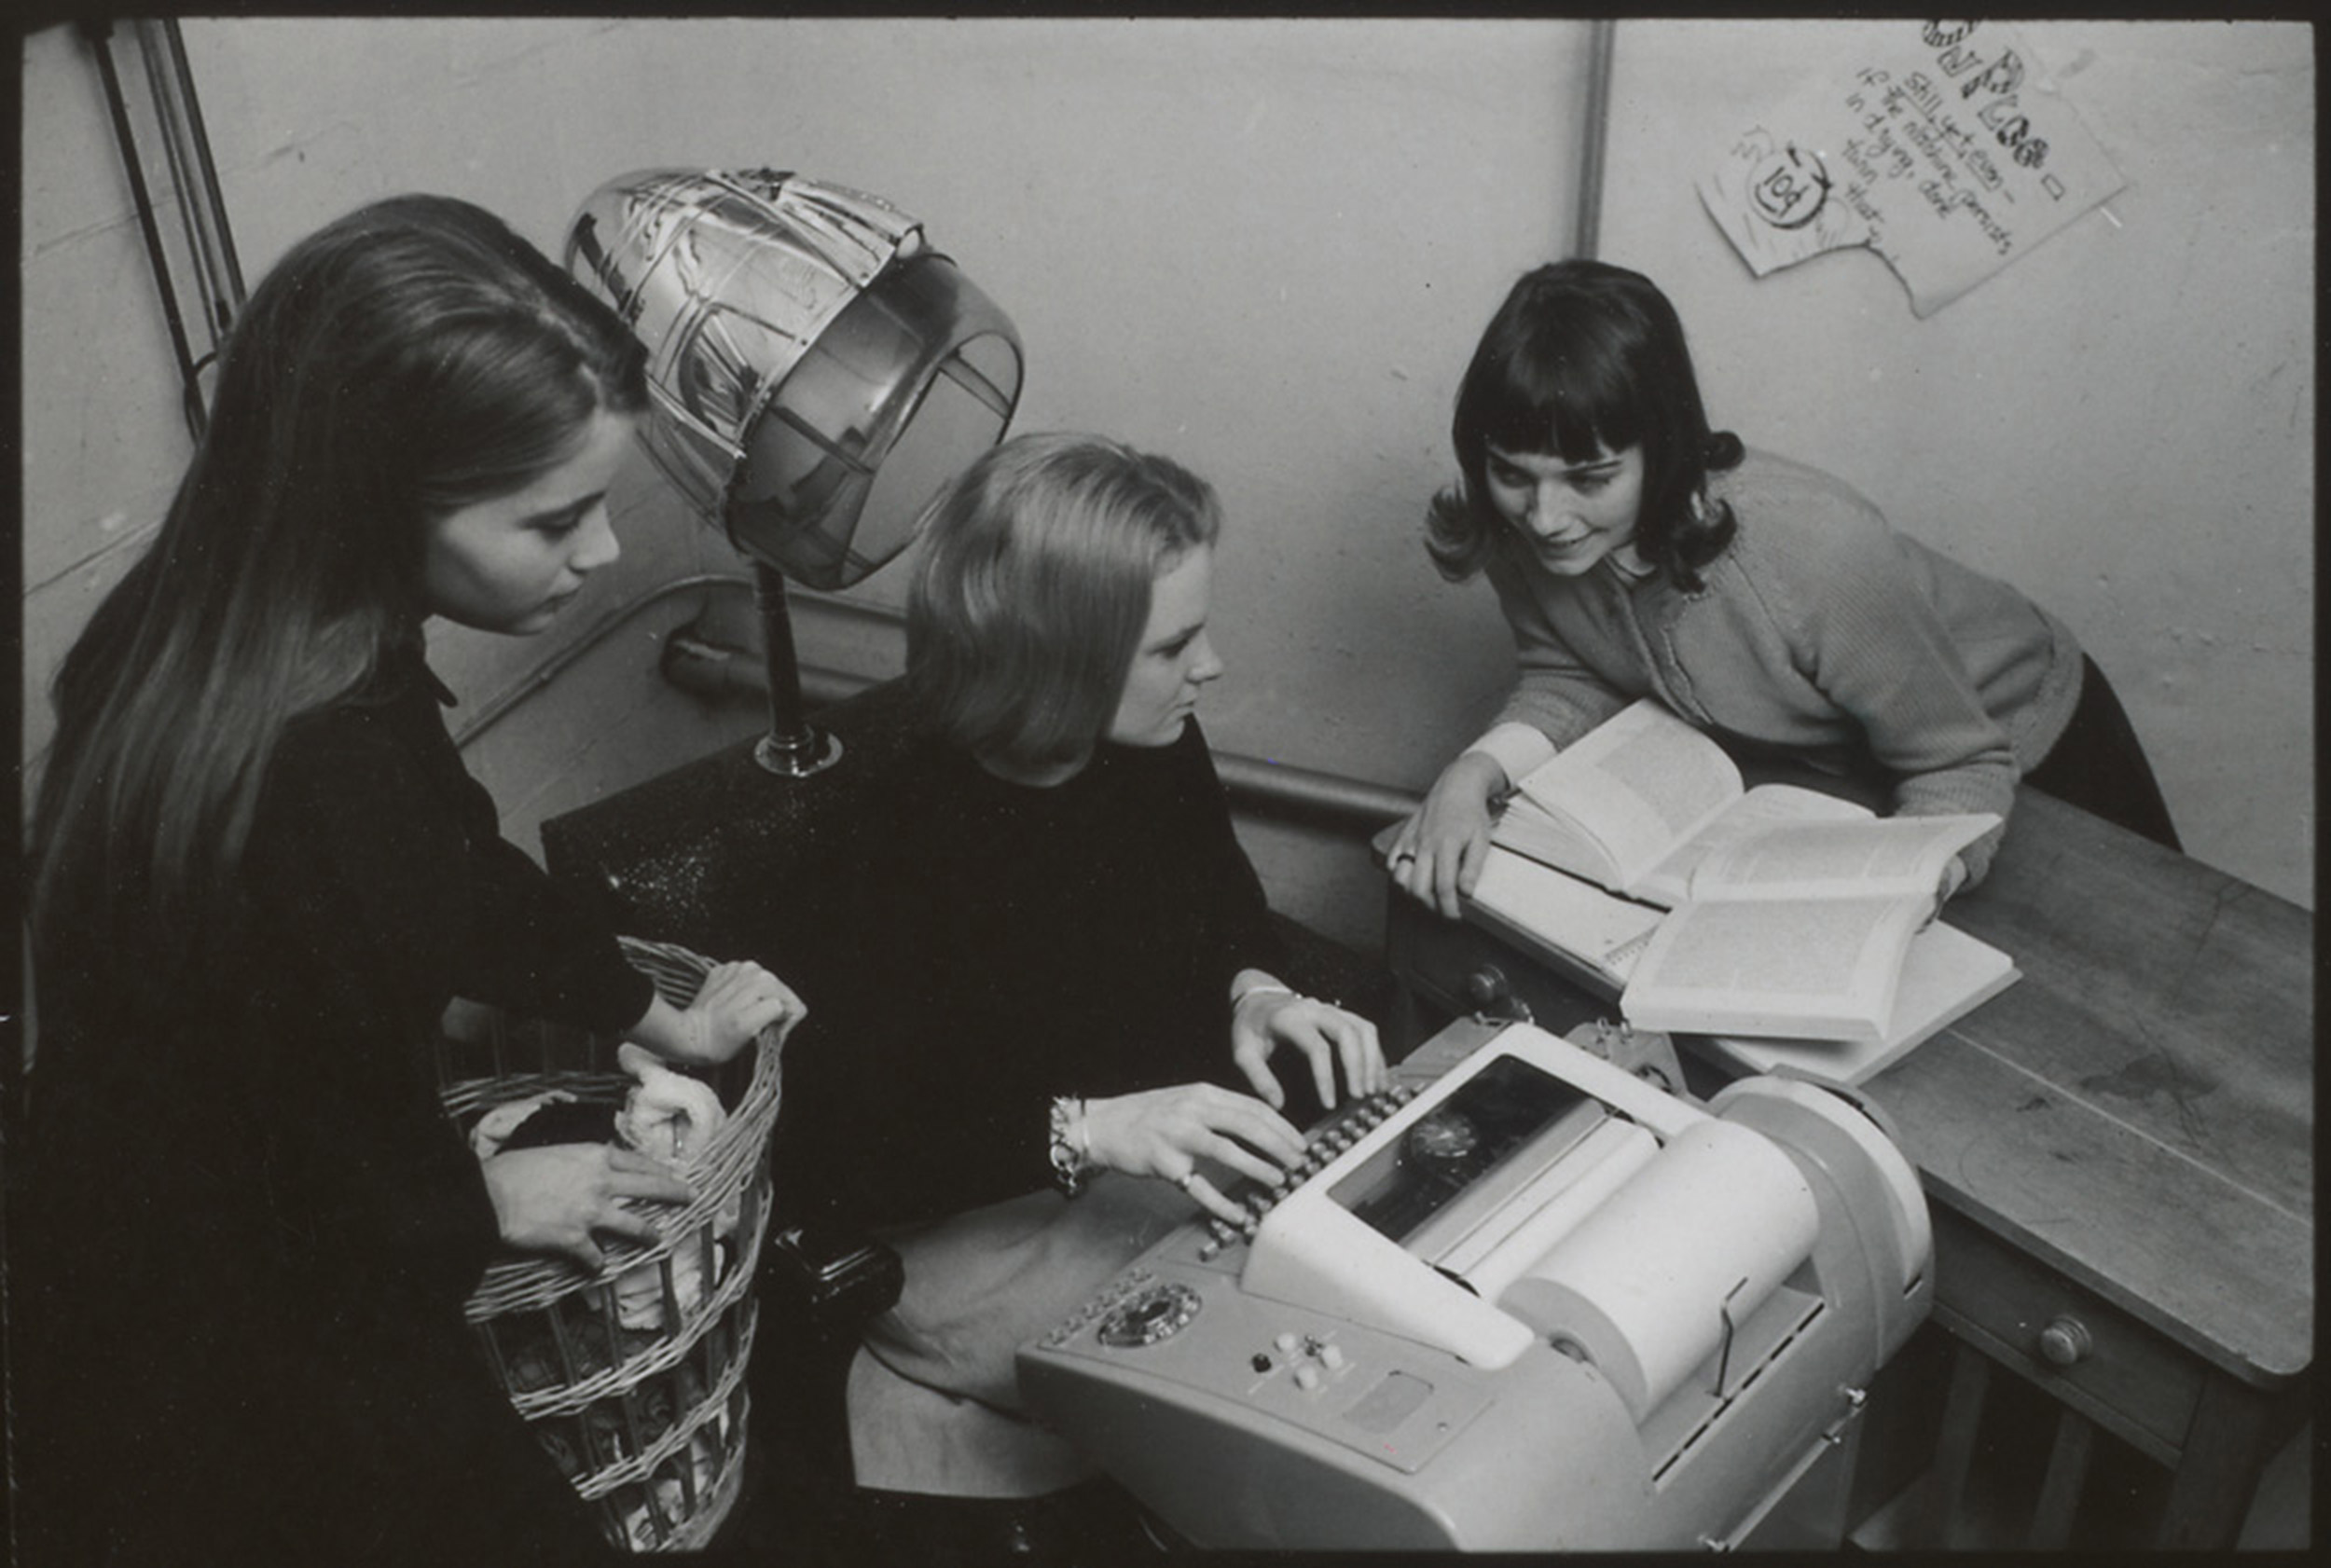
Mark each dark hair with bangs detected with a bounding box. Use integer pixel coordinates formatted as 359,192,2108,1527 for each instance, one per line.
1425,259,1742,588
31,193,648,1004
905,432,1221,778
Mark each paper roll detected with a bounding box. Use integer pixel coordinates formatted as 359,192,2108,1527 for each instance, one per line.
1498,1118,1817,1422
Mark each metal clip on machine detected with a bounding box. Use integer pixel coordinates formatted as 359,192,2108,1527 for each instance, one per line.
1018,1017,1932,1551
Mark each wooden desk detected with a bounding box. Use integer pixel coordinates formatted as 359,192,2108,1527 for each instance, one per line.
1379,791,2312,1549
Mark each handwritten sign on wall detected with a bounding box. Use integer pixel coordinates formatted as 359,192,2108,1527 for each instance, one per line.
1698,21,2126,316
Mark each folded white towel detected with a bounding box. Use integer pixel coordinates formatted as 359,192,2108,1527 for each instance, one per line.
613,1042,726,1165
469,1090,577,1160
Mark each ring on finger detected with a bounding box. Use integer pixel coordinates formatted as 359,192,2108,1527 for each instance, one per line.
1175,1171,1197,1191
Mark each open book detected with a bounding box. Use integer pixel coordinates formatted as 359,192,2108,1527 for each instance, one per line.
1689,921,2021,1085
1479,699,2017,1060
1614,811,2009,1050
1468,848,1663,994
1496,697,1878,908
1469,839,2017,1072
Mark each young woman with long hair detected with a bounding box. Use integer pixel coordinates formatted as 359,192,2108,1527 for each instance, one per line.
15,193,801,1564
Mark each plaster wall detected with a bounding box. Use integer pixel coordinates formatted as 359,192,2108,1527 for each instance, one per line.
1594,19,2314,908
20,20,2313,954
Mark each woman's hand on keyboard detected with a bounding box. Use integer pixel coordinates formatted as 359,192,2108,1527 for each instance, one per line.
1083,1083,1307,1226
1231,988,1389,1111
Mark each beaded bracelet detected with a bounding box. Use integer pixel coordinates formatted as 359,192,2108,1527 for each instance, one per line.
1048,1095,1095,1197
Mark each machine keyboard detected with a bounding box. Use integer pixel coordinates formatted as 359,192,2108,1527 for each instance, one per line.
1199,1083,1418,1259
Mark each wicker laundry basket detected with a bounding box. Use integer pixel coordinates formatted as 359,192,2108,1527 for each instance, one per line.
435,938,782,1551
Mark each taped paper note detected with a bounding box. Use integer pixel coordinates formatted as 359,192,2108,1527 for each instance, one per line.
1699,21,2126,316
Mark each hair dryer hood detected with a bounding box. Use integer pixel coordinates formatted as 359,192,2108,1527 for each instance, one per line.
566,168,1025,590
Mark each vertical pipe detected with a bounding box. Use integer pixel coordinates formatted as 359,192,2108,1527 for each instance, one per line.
136,20,216,326
159,19,246,311
81,19,206,442
136,19,244,342
1570,20,1618,260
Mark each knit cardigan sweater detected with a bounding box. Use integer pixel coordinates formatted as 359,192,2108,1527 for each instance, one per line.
1481,449,2083,887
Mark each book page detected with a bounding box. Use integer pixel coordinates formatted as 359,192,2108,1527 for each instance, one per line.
1634,784,1869,907
1469,848,1665,989
1687,813,1996,903
1490,796,1624,890
1512,700,1743,892
1620,894,1925,1044
1698,922,2019,1085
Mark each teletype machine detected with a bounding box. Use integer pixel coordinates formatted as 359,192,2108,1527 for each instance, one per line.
1018,1018,1933,1551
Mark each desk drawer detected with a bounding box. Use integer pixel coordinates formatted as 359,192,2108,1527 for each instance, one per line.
1929,1201,2202,1465
1388,903,1607,1038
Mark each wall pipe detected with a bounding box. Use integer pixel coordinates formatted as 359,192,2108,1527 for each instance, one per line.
137,19,246,337
655,613,1422,835
1570,19,1618,260
450,572,758,746
82,19,244,440
83,20,207,441
461,570,1419,832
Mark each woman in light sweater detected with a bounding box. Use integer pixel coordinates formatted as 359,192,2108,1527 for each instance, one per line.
1388,259,2177,920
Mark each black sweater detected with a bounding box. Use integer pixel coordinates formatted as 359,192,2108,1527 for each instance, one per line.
774,718,1285,1234
14,642,649,1565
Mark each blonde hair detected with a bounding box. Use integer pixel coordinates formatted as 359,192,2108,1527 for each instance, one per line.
906,432,1221,776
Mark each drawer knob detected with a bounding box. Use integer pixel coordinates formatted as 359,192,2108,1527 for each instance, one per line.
1465,965,1513,1011
2038,1315,2092,1367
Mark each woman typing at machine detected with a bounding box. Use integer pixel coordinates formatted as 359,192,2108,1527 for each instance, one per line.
770,432,1387,1561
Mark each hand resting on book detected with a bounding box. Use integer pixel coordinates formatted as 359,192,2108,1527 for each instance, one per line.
1387,750,1510,919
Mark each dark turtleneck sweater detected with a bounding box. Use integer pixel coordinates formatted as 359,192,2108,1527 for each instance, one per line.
15,640,649,1564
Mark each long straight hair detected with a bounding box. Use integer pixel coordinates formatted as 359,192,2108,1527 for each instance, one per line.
31,194,647,995
905,433,1221,778
1426,259,1741,589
